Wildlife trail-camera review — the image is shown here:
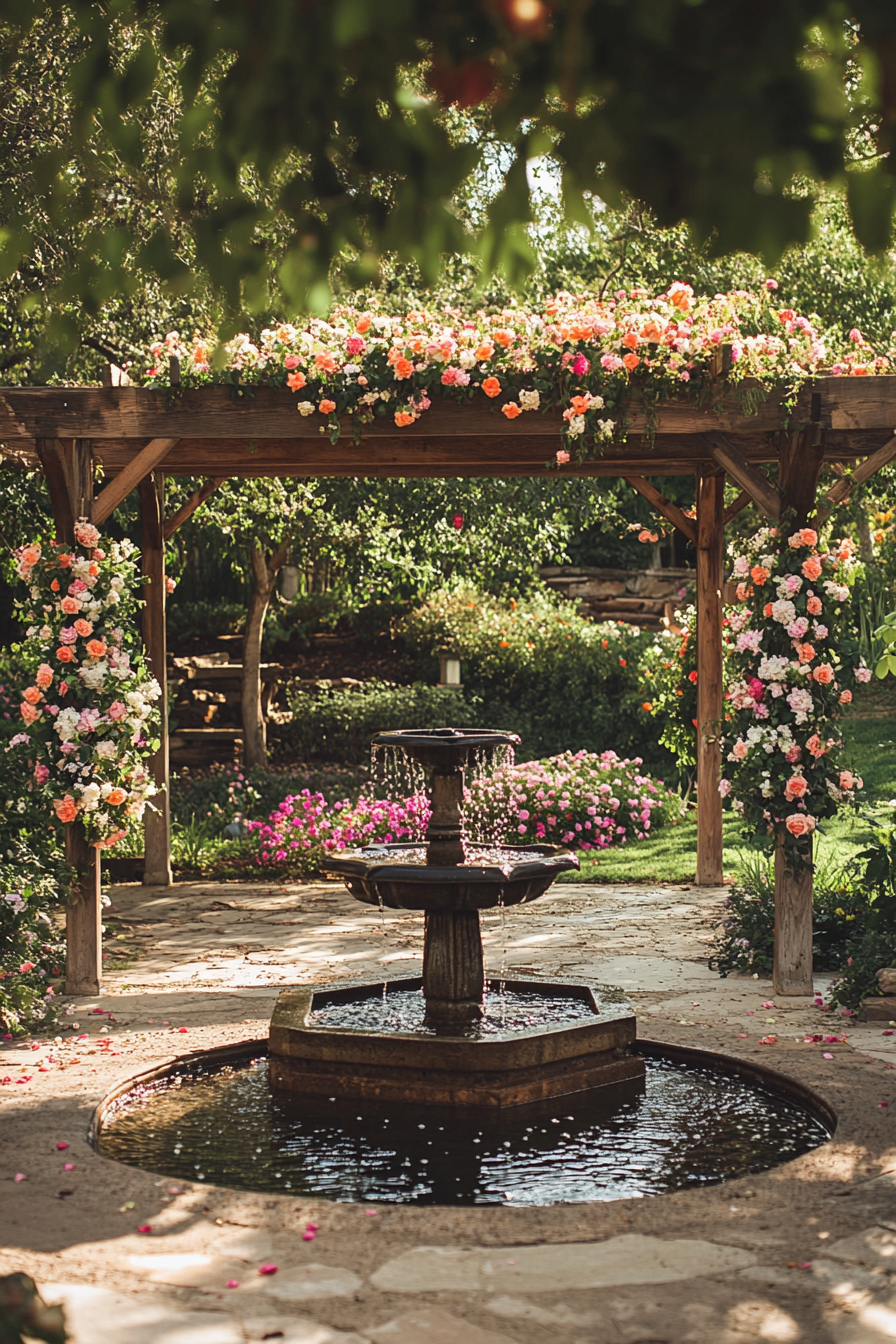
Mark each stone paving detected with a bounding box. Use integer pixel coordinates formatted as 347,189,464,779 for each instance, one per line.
3,876,896,1342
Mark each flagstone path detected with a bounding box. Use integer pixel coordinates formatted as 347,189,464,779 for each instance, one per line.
3,877,896,1342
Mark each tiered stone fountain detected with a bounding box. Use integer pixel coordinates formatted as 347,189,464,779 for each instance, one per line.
269,728,646,1107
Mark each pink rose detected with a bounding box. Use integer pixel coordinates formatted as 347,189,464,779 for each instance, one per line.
785,813,816,837
108,701,128,722
784,774,809,800
839,770,855,790
839,689,852,705
813,664,834,684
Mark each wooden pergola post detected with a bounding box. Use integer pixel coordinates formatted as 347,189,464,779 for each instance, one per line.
61,439,103,995
139,470,172,886
695,469,725,886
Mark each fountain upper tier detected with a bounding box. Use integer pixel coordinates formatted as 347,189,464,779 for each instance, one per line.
373,726,520,774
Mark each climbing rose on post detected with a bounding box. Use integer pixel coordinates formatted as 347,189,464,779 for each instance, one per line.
721,522,869,865
6,522,162,847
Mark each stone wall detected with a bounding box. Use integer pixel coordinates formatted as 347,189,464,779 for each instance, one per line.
539,566,694,628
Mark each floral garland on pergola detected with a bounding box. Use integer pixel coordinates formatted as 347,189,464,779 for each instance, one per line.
142,283,890,460
5,523,162,848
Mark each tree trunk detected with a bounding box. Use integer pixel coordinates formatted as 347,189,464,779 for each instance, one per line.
242,538,290,770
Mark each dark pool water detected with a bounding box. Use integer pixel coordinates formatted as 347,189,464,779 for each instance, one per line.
96,1055,831,1206
310,984,597,1037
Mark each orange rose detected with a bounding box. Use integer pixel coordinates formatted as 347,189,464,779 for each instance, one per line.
20,702,39,725
641,319,663,343
56,647,74,663
74,618,93,637
801,557,822,581
799,528,818,547
50,579,60,592
107,787,127,806
796,643,815,663
622,353,640,371
482,377,502,398
763,603,773,617
35,664,53,689
393,358,414,380
22,686,42,705
622,332,639,350
53,796,78,823
569,394,592,414
813,664,834,684
785,813,816,837
319,399,336,415
287,371,306,390
57,553,72,568
314,352,338,374
784,775,809,800
750,565,769,585
501,402,522,419
85,638,107,659
356,316,371,335
474,342,495,361
493,329,514,347
735,582,752,602
394,411,416,427
60,596,81,614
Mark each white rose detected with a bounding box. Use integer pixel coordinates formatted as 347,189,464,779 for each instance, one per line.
519,389,540,411
297,402,315,416
458,350,477,369
567,414,586,437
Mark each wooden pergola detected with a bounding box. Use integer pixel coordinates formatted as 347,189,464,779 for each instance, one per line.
2,375,894,1001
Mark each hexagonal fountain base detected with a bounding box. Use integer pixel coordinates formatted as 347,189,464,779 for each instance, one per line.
269,976,644,1108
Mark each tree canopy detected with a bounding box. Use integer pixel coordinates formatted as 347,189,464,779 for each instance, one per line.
1,0,894,338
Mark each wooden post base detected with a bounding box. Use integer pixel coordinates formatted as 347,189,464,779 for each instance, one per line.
65,823,102,996
773,835,814,996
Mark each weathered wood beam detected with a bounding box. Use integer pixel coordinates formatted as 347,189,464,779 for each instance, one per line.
722,489,752,525
774,836,813,996
34,439,75,540
695,470,725,888
164,476,227,539
708,435,782,519
93,437,179,525
623,475,697,545
825,432,896,506
140,471,172,887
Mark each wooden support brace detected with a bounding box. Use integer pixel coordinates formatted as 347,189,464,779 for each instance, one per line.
93,437,179,526
623,475,697,546
708,435,782,519
164,476,227,539
774,836,813,996
695,470,725,887
722,489,752,525
34,439,75,541
825,433,896,507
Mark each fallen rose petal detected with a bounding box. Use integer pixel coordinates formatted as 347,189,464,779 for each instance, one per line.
302,1230,316,1241
226,1280,239,1288
364,1209,378,1216
259,1263,278,1275
800,1262,812,1269
56,1142,68,1150
14,1173,26,1182
880,1101,890,1108
63,1163,75,1171
823,1052,833,1059
884,1031,894,1037
178,1027,188,1033
138,1224,152,1234
306,1222,319,1232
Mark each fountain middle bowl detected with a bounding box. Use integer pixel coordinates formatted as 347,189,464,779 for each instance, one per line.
321,842,579,910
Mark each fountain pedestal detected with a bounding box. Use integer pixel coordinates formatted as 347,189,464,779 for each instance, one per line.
423,910,484,1025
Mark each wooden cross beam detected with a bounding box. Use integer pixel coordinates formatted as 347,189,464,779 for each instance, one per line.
623,475,697,546
164,476,227,539
93,437,179,525
708,435,782,519
824,433,896,507
722,489,752,525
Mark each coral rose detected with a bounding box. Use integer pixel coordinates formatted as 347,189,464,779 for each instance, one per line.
22,686,42,705
556,450,570,465
474,342,494,361
569,394,592,414
60,596,81,614
812,664,834,684
108,701,128,721
784,774,809,800
807,596,822,615
622,352,640,371
501,402,522,419
287,371,306,390
20,545,41,567
74,618,93,637
796,643,815,663
35,664,53,689
799,529,818,547
839,689,853,704
56,647,74,663
20,702,39,725
393,358,414,380
481,376,502,398
74,522,99,548
85,639,107,659
839,770,855,790
801,557,823,581
53,796,78,823
356,316,371,334
107,787,127,806
57,553,72,568
785,813,816,837
394,411,415,427
750,565,769,585
318,399,336,415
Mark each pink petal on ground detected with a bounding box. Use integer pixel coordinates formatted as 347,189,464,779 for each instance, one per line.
884,1031,894,1036
226,1280,239,1288
306,1222,319,1232
823,1053,833,1059
14,1173,26,1182
258,1263,278,1275
302,1230,316,1241
56,1142,69,1150
138,1225,152,1234
364,1209,378,1216
63,1164,75,1171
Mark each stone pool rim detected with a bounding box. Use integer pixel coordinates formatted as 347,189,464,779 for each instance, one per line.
87,1033,838,1177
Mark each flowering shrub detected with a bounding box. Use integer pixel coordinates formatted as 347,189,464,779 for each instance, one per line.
464,750,675,850
720,524,870,863
0,859,66,1037
139,285,886,462
401,588,657,766
5,523,162,847
640,606,734,772
249,791,429,873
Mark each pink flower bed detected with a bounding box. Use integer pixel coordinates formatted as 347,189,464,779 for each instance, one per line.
248,790,429,871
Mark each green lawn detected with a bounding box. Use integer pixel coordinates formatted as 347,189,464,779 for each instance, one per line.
558,681,896,886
